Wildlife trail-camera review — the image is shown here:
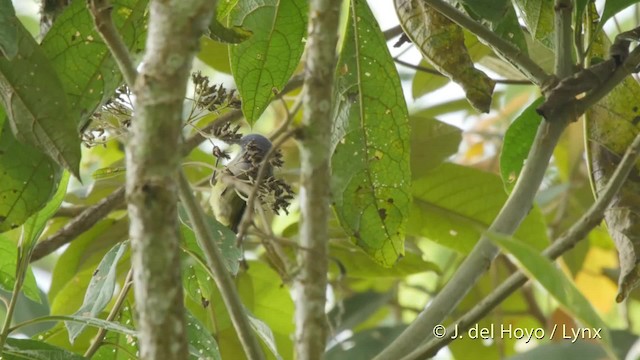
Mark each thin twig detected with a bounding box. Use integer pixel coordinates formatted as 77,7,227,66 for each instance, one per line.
88,0,138,87
84,269,134,358
407,132,640,359
30,187,126,262
177,170,264,360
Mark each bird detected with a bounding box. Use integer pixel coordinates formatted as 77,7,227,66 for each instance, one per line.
209,134,273,232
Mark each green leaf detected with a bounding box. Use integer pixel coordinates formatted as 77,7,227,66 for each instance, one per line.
198,36,232,74
585,32,640,301
179,207,241,275
490,234,612,351
499,97,543,192
2,338,86,360
186,310,221,360
332,0,412,267
411,60,450,99
512,0,555,48
329,242,439,278
48,219,128,309
23,172,70,250
0,235,40,303
0,20,81,177
599,0,639,27
395,0,495,112
41,0,148,132
326,326,407,360
459,0,528,53
409,163,549,253
65,242,128,344
459,0,509,22
16,314,137,337
229,0,308,123
410,116,462,179
0,0,18,60
0,122,61,233
208,18,252,44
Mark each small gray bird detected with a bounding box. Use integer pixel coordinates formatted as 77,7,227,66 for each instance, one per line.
209,134,273,232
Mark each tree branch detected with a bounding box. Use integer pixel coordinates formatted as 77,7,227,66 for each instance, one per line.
88,0,138,87
375,3,575,359
406,131,640,359
177,171,264,360
30,187,125,262
294,0,342,358
423,0,553,87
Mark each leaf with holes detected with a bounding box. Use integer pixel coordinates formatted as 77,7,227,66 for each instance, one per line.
41,0,148,132
0,19,80,177
395,0,495,112
332,0,411,267
229,0,307,123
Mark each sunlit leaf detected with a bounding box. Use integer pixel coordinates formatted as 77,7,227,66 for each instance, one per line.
229,0,307,123
499,97,543,192
332,0,412,267
23,172,70,249
409,163,549,253
490,234,612,350
66,242,128,344
248,312,282,360
513,0,555,48
0,18,81,177
395,0,495,112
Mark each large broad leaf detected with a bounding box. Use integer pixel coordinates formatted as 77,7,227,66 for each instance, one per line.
186,310,221,360
490,235,612,352
395,0,495,112
65,242,128,344
0,0,17,59
512,0,555,49
410,116,462,179
332,0,412,267
585,31,640,302
229,0,307,123
0,121,61,233
499,97,543,192
0,18,81,177
41,0,148,132
409,163,549,253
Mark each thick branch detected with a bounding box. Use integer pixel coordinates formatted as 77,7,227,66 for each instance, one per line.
407,132,640,359
294,0,342,358
122,0,215,358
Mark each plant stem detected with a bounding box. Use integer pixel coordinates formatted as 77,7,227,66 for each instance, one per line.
295,0,342,358
177,171,264,360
